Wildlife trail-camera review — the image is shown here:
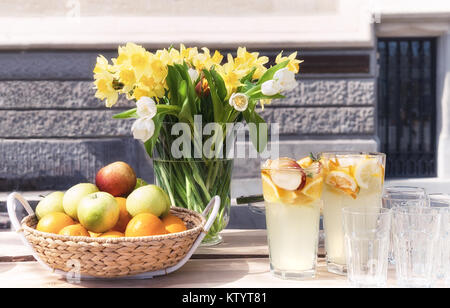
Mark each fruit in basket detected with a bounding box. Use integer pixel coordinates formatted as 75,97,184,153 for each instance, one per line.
125,213,167,237
89,231,101,237
111,197,132,233
36,212,75,234
95,161,137,197
98,230,124,238
162,214,187,233
35,191,65,220
126,185,171,218
58,224,90,237
63,183,99,220
77,192,119,233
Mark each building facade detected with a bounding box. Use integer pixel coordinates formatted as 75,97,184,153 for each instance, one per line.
0,0,449,196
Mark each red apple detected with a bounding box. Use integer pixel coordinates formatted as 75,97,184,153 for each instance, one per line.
269,158,306,191
95,161,137,197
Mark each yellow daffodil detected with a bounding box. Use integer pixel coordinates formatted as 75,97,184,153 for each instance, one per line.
94,73,118,107
234,47,268,79
93,55,119,107
180,44,199,64
275,51,303,73
114,43,151,80
215,54,246,97
93,55,113,75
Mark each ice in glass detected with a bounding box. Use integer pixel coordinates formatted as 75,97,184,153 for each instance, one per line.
261,156,323,279
320,152,386,275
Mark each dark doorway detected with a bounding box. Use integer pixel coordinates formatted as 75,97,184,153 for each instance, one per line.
377,37,437,178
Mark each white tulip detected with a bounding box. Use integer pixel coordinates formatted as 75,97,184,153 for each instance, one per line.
261,80,281,96
229,93,249,112
188,68,199,82
131,116,155,142
273,68,297,91
136,96,157,118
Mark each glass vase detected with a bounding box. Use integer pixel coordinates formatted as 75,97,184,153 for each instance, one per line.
152,122,234,245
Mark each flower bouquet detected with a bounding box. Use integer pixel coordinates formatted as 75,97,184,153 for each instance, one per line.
93,43,301,244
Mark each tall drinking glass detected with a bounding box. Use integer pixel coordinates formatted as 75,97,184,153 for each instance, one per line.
392,206,441,288
343,207,391,287
261,157,323,279
428,194,450,282
321,152,386,275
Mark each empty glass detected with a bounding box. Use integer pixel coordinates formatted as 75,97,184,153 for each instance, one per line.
382,187,429,264
342,207,391,287
392,206,441,288
428,194,450,282
382,186,428,208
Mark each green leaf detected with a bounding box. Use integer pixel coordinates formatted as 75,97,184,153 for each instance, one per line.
166,65,183,106
178,80,187,101
202,69,224,123
173,63,198,115
178,97,193,124
240,67,257,84
248,93,285,101
243,110,268,153
256,60,289,85
112,108,137,119
144,113,165,158
210,69,227,101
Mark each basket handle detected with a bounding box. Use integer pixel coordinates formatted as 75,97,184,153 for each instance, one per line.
7,192,35,231
6,192,54,272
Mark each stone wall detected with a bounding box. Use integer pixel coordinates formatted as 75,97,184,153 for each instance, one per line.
0,49,378,193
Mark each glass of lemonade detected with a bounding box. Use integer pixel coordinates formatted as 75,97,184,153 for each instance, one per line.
320,152,386,275
261,156,323,279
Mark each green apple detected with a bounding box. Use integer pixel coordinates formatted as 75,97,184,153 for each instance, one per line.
126,185,171,217
77,192,119,233
35,191,65,220
63,183,99,220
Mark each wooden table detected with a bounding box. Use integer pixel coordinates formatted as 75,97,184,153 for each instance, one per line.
0,229,442,288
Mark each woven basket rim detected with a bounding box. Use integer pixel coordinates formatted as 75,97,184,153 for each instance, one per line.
21,206,206,243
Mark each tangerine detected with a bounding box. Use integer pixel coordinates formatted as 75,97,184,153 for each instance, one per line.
98,231,124,238
162,213,187,234
59,224,90,237
111,197,132,233
125,213,167,237
36,212,75,234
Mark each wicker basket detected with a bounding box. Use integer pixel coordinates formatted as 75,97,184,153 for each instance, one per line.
7,192,220,279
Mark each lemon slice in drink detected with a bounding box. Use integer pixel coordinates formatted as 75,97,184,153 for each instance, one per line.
302,177,324,200
261,173,280,202
354,159,382,189
325,171,358,193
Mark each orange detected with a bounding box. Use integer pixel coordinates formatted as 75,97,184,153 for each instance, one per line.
125,213,167,237
98,231,124,238
162,214,187,234
89,231,101,237
36,212,75,234
59,224,90,237
297,156,313,168
261,172,296,204
111,197,132,233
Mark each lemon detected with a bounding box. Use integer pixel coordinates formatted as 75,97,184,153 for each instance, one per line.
325,171,358,192
261,173,297,203
261,173,281,202
302,177,324,200
297,156,313,168
354,159,382,189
